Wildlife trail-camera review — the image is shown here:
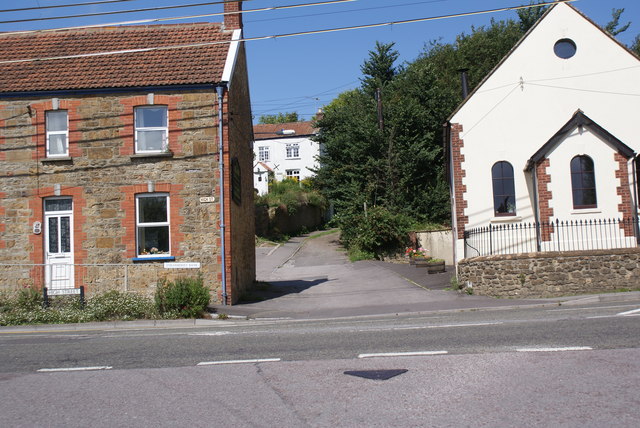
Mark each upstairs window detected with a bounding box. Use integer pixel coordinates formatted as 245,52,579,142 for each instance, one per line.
46,110,68,157
571,155,597,209
136,193,170,257
492,161,516,216
286,169,300,181
258,146,270,162
135,106,168,153
286,143,299,158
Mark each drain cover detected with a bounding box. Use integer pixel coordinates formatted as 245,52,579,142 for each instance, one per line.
344,369,408,380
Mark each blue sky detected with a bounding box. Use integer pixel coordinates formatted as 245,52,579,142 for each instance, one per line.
2,1,639,122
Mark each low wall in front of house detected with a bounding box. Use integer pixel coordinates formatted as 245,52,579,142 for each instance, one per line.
457,248,640,298
416,229,453,265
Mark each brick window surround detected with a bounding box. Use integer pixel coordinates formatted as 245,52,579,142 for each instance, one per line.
119,95,183,156
120,183,185,259
30,99,82,160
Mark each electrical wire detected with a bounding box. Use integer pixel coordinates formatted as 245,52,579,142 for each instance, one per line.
0,0,355,35
0,0,258,25
0,0,144,14
525,82,640,97
0,0,574,63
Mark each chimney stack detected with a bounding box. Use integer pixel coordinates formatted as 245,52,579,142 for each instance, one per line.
224,1,242,31
458,68,470,100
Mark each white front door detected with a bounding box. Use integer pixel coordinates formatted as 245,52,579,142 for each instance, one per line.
44,198,74,289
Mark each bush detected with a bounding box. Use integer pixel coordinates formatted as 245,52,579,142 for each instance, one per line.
86,290,156,321
255,178,327,214
339,206,412,259
155,276,210,318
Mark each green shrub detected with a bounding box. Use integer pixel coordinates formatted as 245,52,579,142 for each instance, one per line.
155,276,210,318
86,290,156,321
339,206,412,259
14,287,43,310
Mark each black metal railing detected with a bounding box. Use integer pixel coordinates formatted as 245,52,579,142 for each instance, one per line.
464,218,639,258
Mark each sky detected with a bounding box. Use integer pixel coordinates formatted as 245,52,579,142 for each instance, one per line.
1,0,639,122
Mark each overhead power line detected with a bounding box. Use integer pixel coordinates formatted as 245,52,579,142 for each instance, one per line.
0,0,259,25
0,0,574,64
0,0,355,35
0,0,142,14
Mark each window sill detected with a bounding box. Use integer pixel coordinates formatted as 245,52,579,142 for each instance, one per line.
571,209,601,215
285,157,301,160
41,156,72,163
490,216,522,223
132,256,175,262
130,152,174,160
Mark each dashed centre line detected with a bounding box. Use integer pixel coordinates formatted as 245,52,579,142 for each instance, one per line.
516,347,592,353
358,351,448,359
617,308,640,316
197,358,281,366
37,366,112,373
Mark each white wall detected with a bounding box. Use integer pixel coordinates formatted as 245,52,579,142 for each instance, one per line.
450,3,640,262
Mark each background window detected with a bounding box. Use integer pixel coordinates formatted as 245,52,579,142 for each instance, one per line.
136,194,170,256
286,169,300,181
135,106,168,153
571,155,597,209
286,143,299,158
46,110,68,157
258,146,270,161
492,161,516,216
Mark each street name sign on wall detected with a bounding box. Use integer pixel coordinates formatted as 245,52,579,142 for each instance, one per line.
163,262,201,269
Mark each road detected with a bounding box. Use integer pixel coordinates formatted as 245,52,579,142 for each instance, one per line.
1,301,639,427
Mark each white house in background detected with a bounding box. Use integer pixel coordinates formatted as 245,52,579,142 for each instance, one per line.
447,2,640,265
252,118,320,195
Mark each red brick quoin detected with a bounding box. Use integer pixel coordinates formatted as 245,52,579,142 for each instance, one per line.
536,158,554,242
614,152,635,237
450,123,468,240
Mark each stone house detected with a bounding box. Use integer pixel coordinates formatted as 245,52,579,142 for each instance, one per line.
0,2,255,304
252,118,320,195
447,2,640,267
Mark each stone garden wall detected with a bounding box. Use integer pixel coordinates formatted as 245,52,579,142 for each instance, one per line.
457,248,640,298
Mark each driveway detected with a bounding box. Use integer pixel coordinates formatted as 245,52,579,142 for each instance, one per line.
213,230,543,319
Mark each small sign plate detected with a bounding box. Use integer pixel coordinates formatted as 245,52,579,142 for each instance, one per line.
199,197,216,203
47,288,81,296
164,262,201,269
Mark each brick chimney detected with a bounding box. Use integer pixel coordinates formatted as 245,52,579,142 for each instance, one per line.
224,1,243,31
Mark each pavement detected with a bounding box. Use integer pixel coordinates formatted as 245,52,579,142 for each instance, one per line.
209,230,640,320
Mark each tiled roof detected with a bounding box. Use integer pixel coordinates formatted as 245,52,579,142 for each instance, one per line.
0,23,233,93
253,121,317,140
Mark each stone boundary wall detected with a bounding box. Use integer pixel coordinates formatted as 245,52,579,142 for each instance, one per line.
255,204,324,238
457,248,640,298
416,229,453,265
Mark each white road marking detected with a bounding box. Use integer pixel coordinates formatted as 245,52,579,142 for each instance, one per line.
516,347,592,353
37,366,112,373
360,322,502,332
188,332,234,336
197,358,281,366
358,351,448,359
617,308,640,316
549,304,640,312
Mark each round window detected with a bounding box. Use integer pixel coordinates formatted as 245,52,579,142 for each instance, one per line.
554,38,577,59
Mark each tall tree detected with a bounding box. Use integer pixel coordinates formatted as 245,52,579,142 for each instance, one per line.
516,1,549,33
359,41,400,97
631,35,640,56
605,8,631,36
258,112,300,124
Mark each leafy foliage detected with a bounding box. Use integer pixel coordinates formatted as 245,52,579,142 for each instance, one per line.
360,41,400,96
604,8,631,36
258,112,301,124
154,276,210,319
255,178,327,214
516,1,549,33
338,206,412,259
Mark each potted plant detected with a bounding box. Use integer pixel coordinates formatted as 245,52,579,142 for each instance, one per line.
405,247,429,265
426,258,446,274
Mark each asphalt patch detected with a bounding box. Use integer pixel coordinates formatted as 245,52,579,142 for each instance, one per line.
344,369,408,380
